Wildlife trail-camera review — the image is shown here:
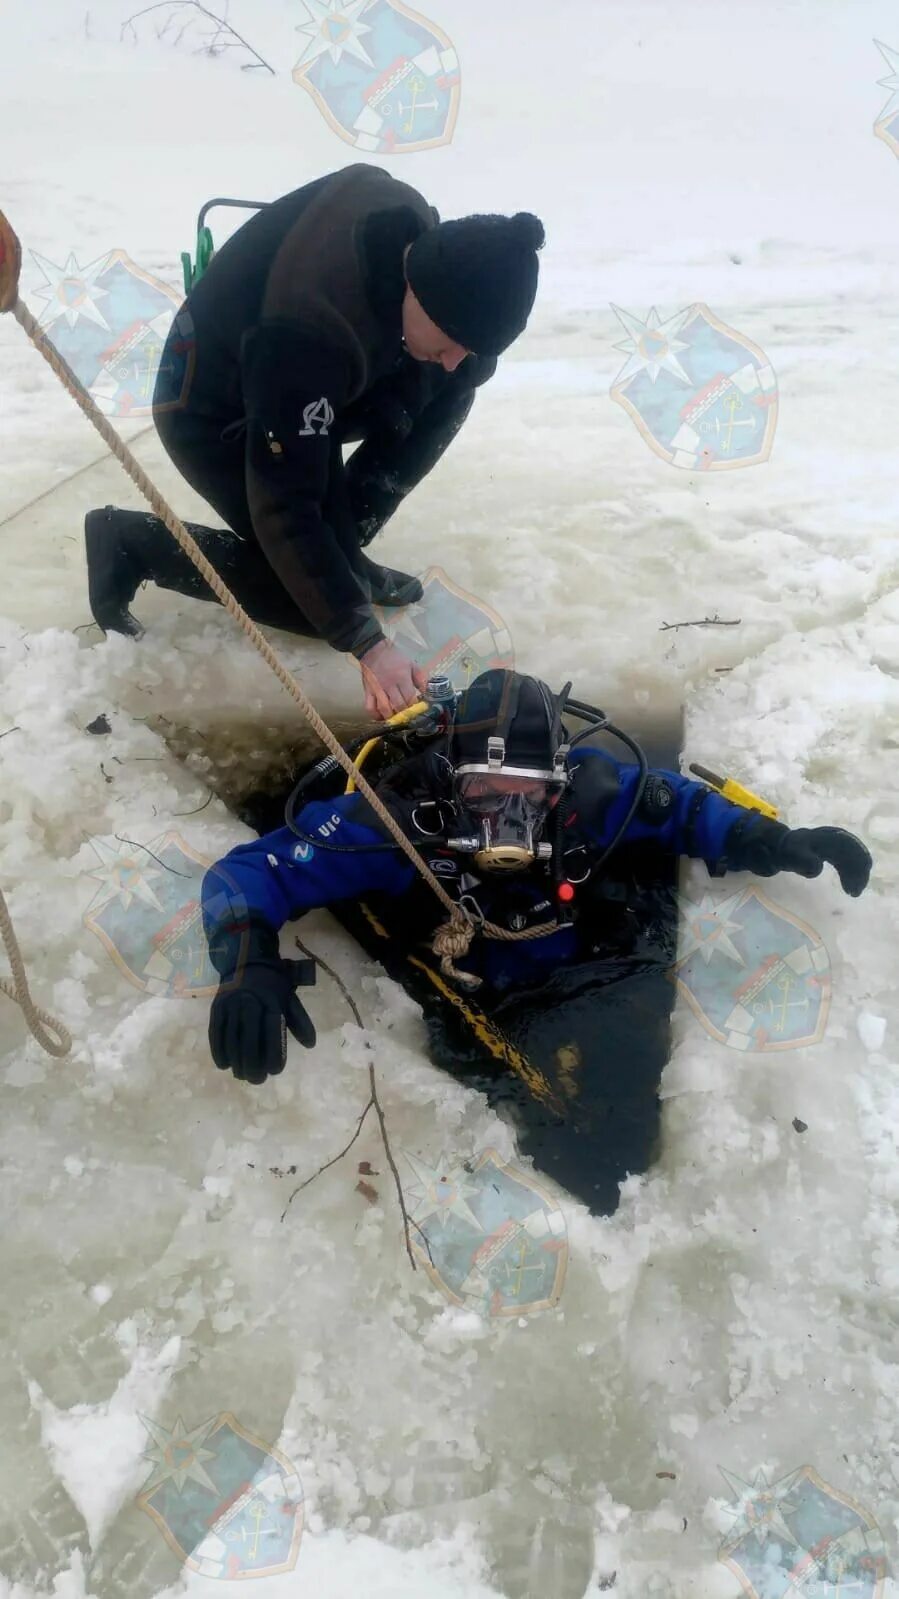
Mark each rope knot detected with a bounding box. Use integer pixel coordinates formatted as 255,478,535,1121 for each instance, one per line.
431,908,482,992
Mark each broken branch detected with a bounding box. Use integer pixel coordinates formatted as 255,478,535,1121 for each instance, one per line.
120,1,275,73
281,937,418,1269
659,614,741,632
113,833,192,878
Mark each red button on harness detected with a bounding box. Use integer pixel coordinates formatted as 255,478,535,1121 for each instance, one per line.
557,882,575,903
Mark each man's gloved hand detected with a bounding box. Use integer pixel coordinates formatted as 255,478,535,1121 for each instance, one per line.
207,919,316,1083
725,816,873,897
358,638,429,720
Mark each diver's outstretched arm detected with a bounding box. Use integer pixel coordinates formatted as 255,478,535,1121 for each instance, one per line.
712,814,872,897
571,751,872,897
200,796,417,1080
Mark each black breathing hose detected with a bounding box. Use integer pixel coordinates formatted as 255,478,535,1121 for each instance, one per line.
280,738,406,853
281,721,444,856
560,697,650,878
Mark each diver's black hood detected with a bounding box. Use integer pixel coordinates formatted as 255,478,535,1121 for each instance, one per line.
450,670,567,774
367,671,571,848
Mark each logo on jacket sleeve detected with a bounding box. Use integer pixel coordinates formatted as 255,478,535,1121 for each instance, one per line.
299,397,334,435
430,855,459,877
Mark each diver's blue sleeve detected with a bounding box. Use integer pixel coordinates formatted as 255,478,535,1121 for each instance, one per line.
570,748,750,872
201,794,417,935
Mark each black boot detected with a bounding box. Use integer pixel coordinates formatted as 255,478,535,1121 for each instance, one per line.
85,506,241,637
353,549,423,607
85,507,149,637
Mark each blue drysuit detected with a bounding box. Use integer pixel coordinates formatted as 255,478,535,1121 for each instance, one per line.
202,748,753,989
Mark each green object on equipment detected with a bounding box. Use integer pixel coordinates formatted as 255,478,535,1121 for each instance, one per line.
181,225,215,296
180,197,271,297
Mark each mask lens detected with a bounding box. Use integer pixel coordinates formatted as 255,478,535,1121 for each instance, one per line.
457,774,549,815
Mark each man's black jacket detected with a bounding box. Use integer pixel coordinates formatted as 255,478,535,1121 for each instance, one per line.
159,165,496,655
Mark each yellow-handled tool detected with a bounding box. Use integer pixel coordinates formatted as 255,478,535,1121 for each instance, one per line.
345,700,430,793
689,763,780,820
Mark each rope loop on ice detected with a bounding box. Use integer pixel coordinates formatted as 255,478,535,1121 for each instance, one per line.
0,886,72,1058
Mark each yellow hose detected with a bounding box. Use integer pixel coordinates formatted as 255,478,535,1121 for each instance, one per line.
345,700,430,793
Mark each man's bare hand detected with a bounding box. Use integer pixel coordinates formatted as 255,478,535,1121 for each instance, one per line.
359,639,429,720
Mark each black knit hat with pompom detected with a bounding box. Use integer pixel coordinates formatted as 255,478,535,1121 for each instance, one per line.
404,211,545,357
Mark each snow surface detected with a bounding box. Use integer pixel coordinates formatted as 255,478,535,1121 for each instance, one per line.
1,1,899,1595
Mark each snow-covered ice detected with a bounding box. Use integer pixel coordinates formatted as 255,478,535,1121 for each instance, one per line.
1,1,899,1595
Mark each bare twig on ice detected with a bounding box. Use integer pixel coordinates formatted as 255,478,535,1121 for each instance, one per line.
280,937,420,1269
281,1096,375,1220
659,614,742,632
113,833,192,877
121,1,275,73
172,790,214,817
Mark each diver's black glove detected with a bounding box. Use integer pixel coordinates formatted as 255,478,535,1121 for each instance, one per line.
723,816,872,897
207,918,316,1083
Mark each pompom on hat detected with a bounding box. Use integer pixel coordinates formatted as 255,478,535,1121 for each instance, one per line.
405,211,545,358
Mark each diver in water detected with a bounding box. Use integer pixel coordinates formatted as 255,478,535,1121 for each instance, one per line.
83,165,545,720
200,668,872,1085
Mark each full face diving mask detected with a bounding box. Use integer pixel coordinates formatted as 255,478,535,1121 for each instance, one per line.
444,672,571,873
